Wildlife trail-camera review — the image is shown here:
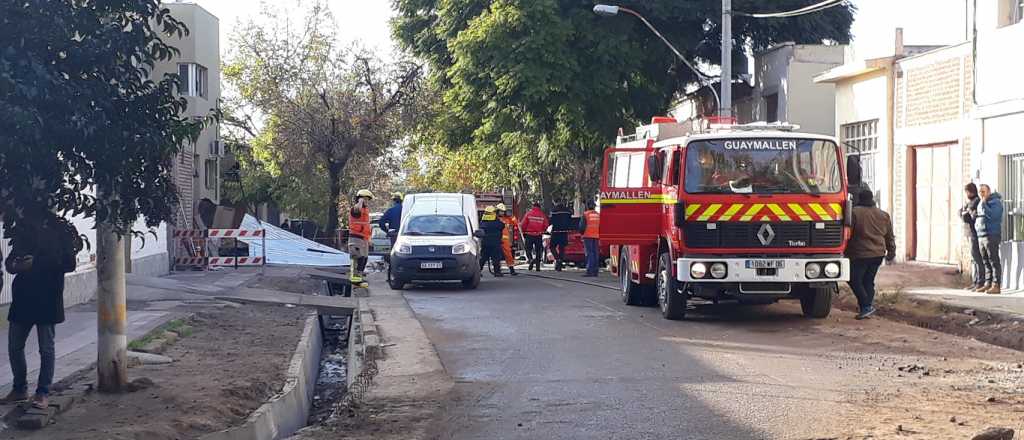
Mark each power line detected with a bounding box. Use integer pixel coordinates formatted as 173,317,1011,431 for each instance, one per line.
734,0,847,19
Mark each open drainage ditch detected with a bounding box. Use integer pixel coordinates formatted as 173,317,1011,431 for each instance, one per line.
308,313,351,425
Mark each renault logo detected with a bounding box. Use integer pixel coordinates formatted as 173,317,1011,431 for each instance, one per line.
757,224,776,246
428,247,436,253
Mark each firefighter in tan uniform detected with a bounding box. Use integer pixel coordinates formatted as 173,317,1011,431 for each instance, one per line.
348,189,374,288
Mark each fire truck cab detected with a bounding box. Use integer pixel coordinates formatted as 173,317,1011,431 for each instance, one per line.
600,117,858,320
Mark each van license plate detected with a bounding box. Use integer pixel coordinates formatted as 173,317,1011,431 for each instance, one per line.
745,260,785,269
420,262,443,269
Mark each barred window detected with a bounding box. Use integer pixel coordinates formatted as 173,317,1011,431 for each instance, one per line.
1004,153,1024,241
841,119,879,193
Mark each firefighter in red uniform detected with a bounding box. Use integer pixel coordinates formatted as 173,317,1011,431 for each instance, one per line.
497,203,519,276
579,202,601,277
519,202,549,271
348,189,374,288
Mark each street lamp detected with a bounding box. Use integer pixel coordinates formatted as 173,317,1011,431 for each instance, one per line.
593,4,722,117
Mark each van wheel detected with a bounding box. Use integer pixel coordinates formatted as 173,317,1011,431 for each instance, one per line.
389,277,406,291
800,284,834,319
620,252,643,306
463,269,481,290
657,253,686,320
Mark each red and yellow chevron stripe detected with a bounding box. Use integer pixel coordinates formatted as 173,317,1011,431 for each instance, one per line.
685,203,843,222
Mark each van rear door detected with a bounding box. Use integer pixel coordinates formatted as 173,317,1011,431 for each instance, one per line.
599,145,664,245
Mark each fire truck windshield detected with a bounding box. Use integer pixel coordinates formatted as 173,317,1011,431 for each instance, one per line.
684,138,842,195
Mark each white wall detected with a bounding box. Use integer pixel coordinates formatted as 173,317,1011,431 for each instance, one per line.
834,70,893,214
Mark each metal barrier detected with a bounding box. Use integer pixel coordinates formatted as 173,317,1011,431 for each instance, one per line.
172,228,266,271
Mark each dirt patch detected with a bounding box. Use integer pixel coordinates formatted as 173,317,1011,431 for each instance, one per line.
836,287,1024,352
3,304,310,440
246,273,324,295
294,397,445,440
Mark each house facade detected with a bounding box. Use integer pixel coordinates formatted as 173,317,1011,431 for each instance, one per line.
971,0,1024,289
672,43,844,137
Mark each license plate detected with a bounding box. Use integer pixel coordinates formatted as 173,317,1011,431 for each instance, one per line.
420,261,443,269
745,259,786,269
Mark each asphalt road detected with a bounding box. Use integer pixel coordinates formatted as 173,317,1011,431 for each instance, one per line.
402,271,1022,440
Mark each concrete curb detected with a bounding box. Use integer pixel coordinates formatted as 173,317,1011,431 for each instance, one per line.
200,313,323,440
347,298,380,388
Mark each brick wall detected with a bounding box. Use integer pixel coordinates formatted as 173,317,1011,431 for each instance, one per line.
902,57,962,127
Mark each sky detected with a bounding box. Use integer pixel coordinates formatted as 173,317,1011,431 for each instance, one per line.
191,0,968,63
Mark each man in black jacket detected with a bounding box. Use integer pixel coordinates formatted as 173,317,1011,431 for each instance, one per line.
479,206,506,276
959,183,984,291
549,202,573,271
1,214,78,409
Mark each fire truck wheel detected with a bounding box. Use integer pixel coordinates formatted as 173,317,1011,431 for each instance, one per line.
657,253,686,320
800,284,835,319
619,253,643,306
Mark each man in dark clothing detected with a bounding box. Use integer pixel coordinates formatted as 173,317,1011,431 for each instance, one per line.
975,184,1004,294
479,206,505,276
959,183,984,291
548,202,573,272
2,215,79,409
379,193,403,244
845,190,896,320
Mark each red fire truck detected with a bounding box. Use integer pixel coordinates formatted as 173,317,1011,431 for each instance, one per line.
600,117,860,320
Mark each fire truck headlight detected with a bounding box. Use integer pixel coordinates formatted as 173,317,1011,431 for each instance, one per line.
690,263,708,279
709,263,727,279
804,263,822,279
824,262,841,278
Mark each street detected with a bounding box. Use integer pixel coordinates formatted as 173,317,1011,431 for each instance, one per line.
403,273,1023,440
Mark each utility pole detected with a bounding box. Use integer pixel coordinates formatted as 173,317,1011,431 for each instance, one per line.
96,189,128,392
720,0,732,119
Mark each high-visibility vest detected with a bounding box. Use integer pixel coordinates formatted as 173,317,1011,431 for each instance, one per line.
500,216,518,243
350,206,372,240
582,210,600,239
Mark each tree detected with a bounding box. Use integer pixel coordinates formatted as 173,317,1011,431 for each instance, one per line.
392,0,855,206
1,1,210,392
224,2,420,237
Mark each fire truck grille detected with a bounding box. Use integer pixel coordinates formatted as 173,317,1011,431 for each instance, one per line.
683,222,843,248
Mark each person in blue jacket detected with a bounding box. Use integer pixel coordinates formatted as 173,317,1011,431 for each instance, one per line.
379,192,403,246
974,184,1004,294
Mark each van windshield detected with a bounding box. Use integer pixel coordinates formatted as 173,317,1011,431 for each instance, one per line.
402,215,468,236
684,139,842,194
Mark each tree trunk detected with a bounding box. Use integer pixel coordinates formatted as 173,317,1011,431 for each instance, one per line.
327,163,342,247
96,195,128,393
538,173,554,213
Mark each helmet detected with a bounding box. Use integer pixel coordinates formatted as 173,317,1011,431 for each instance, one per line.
391,192,403,201
496,203,507,212
356,189,374,199
484,205,496,213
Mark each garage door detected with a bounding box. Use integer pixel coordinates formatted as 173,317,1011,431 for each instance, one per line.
914,143,962,264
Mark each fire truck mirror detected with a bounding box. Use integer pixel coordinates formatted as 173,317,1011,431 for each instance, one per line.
647,154,664,182
846,155,862,187
673,202,685,228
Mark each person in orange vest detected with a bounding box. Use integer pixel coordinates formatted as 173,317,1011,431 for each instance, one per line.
348,189,374,288
496,203,519,276
578,201,601,277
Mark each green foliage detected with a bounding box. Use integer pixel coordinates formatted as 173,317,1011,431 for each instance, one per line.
0,0,213,236
223,1,420,232
393,0,854,203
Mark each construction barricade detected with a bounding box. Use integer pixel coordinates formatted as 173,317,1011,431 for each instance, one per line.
172,228,267,271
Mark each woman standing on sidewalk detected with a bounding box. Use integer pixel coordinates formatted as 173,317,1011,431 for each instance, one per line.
846,190,896,320
959,183,985,291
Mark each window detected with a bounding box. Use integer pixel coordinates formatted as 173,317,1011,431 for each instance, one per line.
402,215,468,236
765,93,779,122
1004,153,1024,241
841,119,879,192
178,63,208,99
999,0,1024,27
606,151,648,188
205,158,218,193
684,139,842,194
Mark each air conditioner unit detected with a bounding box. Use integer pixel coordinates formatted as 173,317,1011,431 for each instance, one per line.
209,140,224,157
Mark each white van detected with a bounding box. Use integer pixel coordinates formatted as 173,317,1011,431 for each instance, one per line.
389,193,482,289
